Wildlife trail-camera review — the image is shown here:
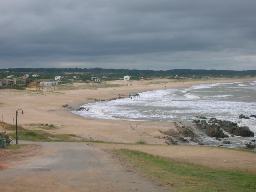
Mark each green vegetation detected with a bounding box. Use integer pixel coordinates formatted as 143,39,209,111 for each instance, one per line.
1,68,256,90
115,149,256,192
136,140,147,145
6,144,24,150
27,123,58,130
9,129,81,142
0,121,82,142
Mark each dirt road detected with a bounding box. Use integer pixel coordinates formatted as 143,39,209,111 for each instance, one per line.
0,142,168,192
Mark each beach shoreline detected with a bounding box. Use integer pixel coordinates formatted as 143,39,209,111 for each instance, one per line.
0,77,256,144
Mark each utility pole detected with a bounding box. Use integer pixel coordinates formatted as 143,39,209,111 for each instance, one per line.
15,109,24,145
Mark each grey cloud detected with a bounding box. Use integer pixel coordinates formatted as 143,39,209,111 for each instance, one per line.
0,0,256,69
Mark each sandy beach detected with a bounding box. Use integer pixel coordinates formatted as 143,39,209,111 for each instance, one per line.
1,77,256,144
1,77,256,192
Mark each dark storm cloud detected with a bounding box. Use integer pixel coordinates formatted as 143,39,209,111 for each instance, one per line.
0,0,256,69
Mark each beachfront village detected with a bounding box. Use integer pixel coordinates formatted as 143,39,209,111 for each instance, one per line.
0,70,134,91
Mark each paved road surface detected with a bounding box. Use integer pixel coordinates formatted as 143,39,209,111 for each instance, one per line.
0,142,168,192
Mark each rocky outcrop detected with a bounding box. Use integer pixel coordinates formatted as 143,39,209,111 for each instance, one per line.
161,122,200,145
77,107,89,111
245,140,256,149
250,115,256,118
239,114,250,119
205,125,228,138
162,117,255,149
193,119,228,138
234,126,254,137
194,118,254,137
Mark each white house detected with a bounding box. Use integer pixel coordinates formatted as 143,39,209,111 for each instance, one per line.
6,75,14,79
55,76,62,81
124,76,131,81
32,74,40,78
91,77,101,83
40,81,58,87
23,74,30,79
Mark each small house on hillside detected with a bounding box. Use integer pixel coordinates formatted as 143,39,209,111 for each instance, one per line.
23,74,30,79
91,77,101,83
55,76,62,81
1,79,16,86
6,75,14,79
32,74,40,78
40,81,58,87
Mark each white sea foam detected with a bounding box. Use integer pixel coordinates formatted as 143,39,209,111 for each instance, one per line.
184,93,200,100
208,95,232,98
238,83,247,87
73,81,256,133
190,83,218,90
250,81,256,86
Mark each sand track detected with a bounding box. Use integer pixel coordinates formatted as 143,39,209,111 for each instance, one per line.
0,142,168,192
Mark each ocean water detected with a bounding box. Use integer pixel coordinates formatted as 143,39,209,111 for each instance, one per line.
74,81,256,134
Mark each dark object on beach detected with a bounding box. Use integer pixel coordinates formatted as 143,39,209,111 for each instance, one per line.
62,104,69,108
239,114,250,119
62,104,73,110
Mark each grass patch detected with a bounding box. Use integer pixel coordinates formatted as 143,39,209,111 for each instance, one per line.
9,129,82,142
6,144,24,150
1,122,82,142
27,123,58,130
115,149,256,192
136,140,147,145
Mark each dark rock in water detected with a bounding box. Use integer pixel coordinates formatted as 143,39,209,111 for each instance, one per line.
193,119,200,124
205,125,228,138
194,117,254,137
223,140,231,144
196,115,207,120
77,107,89,111
239,114,250,119
235,126,254,137
250,115,256,118
245,141,256,149
78,107,86,111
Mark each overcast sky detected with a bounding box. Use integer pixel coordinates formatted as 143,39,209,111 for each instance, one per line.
0,0,256,70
